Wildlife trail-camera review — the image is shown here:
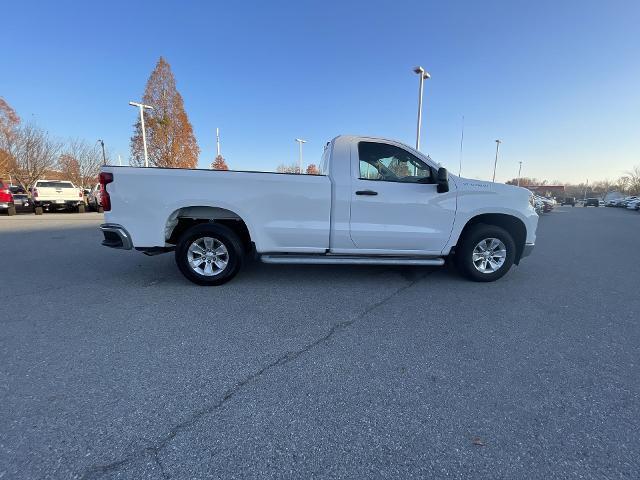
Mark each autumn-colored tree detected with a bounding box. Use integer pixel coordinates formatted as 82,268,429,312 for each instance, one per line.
0,97,20,175
210,155,229,170
306,163,319,175
131,57,199,168
58,154,81,185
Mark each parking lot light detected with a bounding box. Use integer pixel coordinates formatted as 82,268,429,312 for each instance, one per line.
295,138,307,174
413,66,431,151
97,139,106,165
517,161,523,187
129,101,154,167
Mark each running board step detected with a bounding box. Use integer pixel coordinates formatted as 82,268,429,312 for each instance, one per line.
260,255,445,266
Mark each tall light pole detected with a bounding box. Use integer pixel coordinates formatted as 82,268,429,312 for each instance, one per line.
492,139,502,183
517,161,523,187
97,139,106,165
295,138,307,174
129,101,154,167
413,66,431,151
458,115,465,176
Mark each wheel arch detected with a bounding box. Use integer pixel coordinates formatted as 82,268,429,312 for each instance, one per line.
165,206,253,253
457,213,527,264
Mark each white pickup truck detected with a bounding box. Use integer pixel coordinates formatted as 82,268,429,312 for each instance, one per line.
31,180,85,214
99,135,537,285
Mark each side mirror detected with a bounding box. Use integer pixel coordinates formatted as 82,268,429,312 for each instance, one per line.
436,167,449,193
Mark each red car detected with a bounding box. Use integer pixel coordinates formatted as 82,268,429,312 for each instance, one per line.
0,179,16,216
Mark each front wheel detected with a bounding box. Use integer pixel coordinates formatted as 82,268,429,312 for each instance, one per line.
455,224,516,282
175,223,244,286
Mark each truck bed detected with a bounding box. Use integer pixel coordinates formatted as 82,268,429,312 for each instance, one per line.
103,166,332,252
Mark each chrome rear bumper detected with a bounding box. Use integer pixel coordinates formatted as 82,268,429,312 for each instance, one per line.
99,223,133,250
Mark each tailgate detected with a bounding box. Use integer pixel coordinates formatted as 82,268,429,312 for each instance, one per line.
35,182,79,201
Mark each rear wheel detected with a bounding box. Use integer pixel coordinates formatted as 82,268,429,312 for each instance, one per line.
455,224,516,282
34,206,43,215
7,205,16,216
77,203,85,213
175,223,244,286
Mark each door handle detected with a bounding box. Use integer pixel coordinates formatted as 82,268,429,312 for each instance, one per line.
355,190,378,196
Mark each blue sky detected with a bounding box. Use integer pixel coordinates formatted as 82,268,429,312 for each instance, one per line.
1,0,639,183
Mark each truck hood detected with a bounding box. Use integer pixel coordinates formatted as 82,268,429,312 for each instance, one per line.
453,175,533,207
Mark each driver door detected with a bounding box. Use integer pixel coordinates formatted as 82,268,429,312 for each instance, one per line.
349,140,456,253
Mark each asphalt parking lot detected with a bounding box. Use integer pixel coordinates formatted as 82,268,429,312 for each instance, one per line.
1,207,639,479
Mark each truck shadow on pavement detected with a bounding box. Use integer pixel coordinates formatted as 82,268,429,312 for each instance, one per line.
0,221,475,294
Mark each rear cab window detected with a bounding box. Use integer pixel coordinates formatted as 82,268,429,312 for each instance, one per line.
36,181,75,188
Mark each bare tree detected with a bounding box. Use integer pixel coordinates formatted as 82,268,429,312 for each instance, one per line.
59,138,103,187
616,175,630,194
623,166,640,195
10,124,61,189
276,163,302,174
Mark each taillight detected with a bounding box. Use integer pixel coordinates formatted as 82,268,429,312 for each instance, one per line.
79,190,83,198
99,172,113,211
33,188,38,198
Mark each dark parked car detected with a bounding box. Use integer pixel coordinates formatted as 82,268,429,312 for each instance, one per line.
561,197,576,206
11,193,33,213
585,198,600,207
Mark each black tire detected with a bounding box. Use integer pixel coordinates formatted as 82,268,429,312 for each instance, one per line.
97,206,104,213
455,224,516,282
175,223,244,286
77,203,86,213
34,206,43,215
7,205,16,216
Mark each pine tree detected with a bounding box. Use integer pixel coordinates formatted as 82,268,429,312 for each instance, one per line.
130,57,199,168
210,155,229,170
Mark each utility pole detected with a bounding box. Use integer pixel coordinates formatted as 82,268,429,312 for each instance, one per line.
129,101,154,167
413,66,431,151
97,139,106,165
492,139,502,183
584,179,588,200
216,128,221,157
517,161,523,187
295,138,307,174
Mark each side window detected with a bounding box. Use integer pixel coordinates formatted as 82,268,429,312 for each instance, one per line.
358,142,432,183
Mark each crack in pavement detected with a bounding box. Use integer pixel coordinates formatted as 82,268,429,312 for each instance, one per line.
78,270,433,479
